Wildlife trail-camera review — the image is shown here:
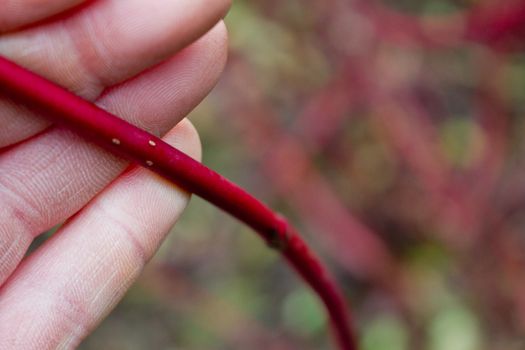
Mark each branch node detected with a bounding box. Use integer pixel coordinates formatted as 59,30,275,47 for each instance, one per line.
266,215,291,252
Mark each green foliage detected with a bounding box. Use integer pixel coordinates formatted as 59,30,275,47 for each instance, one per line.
362,316,409,350
428,304,481,350
282,288,327,337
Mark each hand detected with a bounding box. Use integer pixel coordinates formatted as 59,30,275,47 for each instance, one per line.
0,0,229,347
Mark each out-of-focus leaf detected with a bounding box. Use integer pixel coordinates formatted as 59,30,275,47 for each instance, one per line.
282,288,327,337
428,304,482,350
361,315,409,350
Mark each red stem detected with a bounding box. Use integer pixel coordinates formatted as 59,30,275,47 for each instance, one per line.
0,55,357,350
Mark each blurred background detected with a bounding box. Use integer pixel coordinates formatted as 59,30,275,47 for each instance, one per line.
79,1,525,349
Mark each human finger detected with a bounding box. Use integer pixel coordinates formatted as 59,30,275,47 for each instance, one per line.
0,0,230,147
0,0,88,33
0,120,200,349
0,22,227,285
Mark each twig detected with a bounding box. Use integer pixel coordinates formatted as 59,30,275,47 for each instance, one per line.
0,55,357,350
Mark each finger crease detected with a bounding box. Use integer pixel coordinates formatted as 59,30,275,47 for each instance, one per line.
91,201,148,266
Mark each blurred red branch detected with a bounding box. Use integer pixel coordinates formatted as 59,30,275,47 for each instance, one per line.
235,0,525,346
223,53,397,285
354,0,525,50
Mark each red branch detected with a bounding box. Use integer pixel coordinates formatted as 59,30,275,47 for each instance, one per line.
0,56,357,350
354,0,525,50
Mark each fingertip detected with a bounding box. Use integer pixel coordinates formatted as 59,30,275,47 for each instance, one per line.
0,0,88,33
212,20,229,78
211,0,233,22
164,118,202,163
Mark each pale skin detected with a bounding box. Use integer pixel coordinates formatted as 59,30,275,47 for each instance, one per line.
0,0,230,348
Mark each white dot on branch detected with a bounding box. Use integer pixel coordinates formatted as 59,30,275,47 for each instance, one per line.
112,138,121,145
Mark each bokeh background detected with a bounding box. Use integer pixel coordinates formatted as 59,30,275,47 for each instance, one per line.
79,1,525,349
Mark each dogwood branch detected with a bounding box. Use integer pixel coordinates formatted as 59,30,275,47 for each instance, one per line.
0,55,357,350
